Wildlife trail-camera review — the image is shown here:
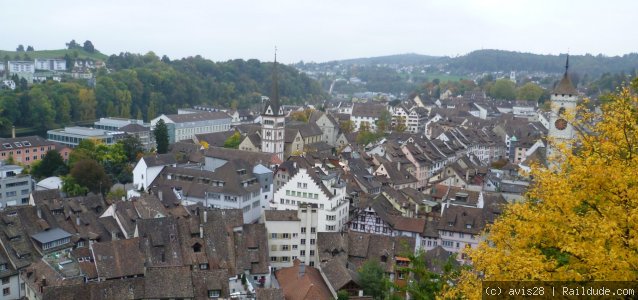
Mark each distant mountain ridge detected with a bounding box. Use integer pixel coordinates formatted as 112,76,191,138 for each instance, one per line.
325,53,444,66
314,50,638,77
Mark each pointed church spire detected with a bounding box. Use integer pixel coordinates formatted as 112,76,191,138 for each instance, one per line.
270,47,281,116
554,53,577,95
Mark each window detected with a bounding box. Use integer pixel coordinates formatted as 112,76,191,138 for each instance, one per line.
270,256,277,262
300,250,306,256
281,256,290,262
352,223,358,229
301,239,306,245
375,217,381,224
2,288,8,296
281,245,290,251
1,278,8,285
292,245,298,250
271,233,277,239
292,233,298,238
310,227,316,233
208,289,221,298
301,227,306,233
310,239,315,245
309,250,315,256
200,263,209,270
326,225,335,231
282,233,290,239
442,240,453,247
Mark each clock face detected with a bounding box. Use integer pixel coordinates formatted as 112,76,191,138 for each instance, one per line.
555,118,568,130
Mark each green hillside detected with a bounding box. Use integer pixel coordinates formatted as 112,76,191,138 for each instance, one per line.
0,49,108,61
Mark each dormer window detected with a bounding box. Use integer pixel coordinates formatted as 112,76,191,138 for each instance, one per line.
466,224,472,229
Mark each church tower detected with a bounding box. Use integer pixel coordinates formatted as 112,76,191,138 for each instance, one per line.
546,55,578,161
261,52,285,161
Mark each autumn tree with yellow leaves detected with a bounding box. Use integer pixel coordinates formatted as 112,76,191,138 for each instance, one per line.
446,81,638,299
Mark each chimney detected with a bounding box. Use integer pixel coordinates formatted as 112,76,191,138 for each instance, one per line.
111,231,117,241
359,290,364,297
397,161,401,171
76,216,81,226
11,126,15,139
37,208,42,219
158,190,163,202
203,210,208,223
199,224,204,239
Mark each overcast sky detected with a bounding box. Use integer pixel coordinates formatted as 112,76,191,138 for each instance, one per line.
4,0,637,63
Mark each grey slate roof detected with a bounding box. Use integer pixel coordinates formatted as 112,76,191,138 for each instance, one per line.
31,227,72,244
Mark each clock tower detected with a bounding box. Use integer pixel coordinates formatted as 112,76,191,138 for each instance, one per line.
546,55,578,161
261,52,285,161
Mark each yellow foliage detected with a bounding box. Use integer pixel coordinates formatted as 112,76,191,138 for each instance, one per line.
200,140,209,150
447,85,638,299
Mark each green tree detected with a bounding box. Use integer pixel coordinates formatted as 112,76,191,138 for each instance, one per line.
340,120,355,134
154,119,169,154
61,175,88,197
26,45,34,51
376,110,392,134
66,40,79,49
83,40,95,53
70,159,111,194
27,86,56,130
31,150,68,179
396,251,462,299
337,290,349,300
488,79,516,100
120,135,144,162
223,131,241,149
68,139,97,168
516,82,545,102
358,259,392,299
16,44,24,52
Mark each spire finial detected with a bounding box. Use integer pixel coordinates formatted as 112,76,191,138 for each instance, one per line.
565,52,569,74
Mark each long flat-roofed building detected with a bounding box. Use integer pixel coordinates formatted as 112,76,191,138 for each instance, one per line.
47,126,126,148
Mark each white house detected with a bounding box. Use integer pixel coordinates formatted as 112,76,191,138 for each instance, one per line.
271,158,348,233
263,207,322,269
34,58,66,71
132,154,177,191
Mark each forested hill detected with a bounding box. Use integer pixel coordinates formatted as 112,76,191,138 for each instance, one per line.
307,50,638,78
324,53,443,66
0,52,326,134
445,50,638,76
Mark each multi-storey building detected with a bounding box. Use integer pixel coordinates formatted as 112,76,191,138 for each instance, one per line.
0,136,71,166
7,61,35,82
271,157,348,232
34,59,66,71
47,126,126,148
151,112,231,143
263,207,321,269
0,164,33,208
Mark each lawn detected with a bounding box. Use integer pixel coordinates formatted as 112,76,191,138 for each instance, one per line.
0,48,109,61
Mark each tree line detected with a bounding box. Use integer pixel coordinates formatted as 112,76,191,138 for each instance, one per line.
0,52,326,134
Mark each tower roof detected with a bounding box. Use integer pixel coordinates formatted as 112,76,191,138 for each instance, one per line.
553,55,577,95
263,50,281,117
